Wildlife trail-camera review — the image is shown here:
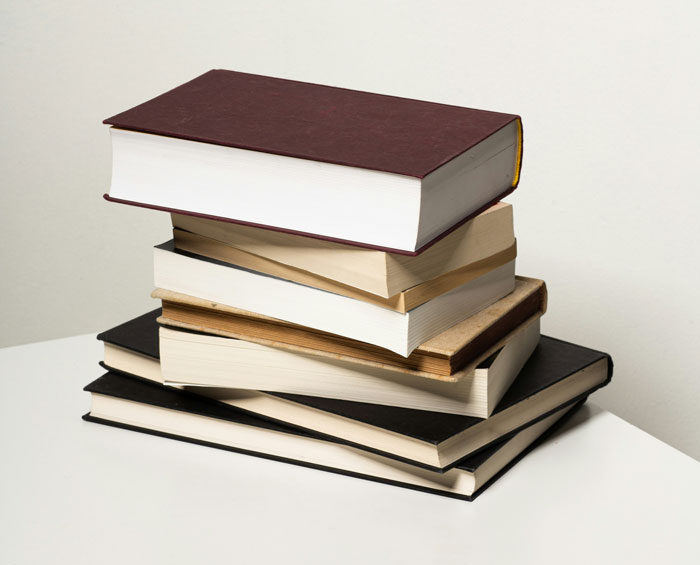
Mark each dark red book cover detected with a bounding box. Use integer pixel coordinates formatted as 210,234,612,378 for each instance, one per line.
104,69,521,178
104,70,523,255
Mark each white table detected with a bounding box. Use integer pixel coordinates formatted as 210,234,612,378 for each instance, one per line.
1,334,699,564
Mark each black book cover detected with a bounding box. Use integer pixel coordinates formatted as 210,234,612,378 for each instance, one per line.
83,371,585,502
97,309,161,359
271,335,611,445
98,310,612,470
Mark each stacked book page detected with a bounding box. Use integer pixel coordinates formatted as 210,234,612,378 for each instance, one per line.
84,69,613,501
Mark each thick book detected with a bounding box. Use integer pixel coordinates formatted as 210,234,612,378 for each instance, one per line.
171,202,515,299
98,313,612,471
84,370,584,501
99,309,540,417
103,69,523,254
154,241,515,357
154,276,547,379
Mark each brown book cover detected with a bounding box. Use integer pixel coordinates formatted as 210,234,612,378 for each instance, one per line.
154,276,547,381
104,69,523,255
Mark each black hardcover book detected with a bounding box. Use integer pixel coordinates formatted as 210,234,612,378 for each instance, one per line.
83,370,586,502
98,310,613,471
97,309,161,358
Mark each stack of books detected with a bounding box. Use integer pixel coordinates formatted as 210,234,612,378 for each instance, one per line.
85,70,613,501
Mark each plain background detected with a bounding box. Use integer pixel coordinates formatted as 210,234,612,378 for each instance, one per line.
1,1,699,461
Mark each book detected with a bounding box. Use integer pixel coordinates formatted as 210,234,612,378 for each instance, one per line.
171,201,515,298
84,370,585,501
104,69,523,254
161,319,537,417
98,316,612,471
154,277,547,379
172,229,516,313
154,241,516,357
99,309,540,417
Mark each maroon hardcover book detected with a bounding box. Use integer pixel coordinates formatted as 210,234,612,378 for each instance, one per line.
104,69,523,255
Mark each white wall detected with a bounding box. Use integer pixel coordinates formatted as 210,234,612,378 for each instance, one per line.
2,1,699,460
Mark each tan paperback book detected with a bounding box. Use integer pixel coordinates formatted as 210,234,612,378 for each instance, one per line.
171,202,514,298
173,229,516,313
153,276,547,382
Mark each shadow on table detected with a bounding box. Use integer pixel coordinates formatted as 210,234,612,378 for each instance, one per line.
545,401,603,444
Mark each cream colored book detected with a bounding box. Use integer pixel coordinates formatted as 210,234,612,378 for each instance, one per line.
171,202,514,298
101,311,539,417
154,240,516,357
173,229,516,313
159,318,540,417
153,277,547,380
